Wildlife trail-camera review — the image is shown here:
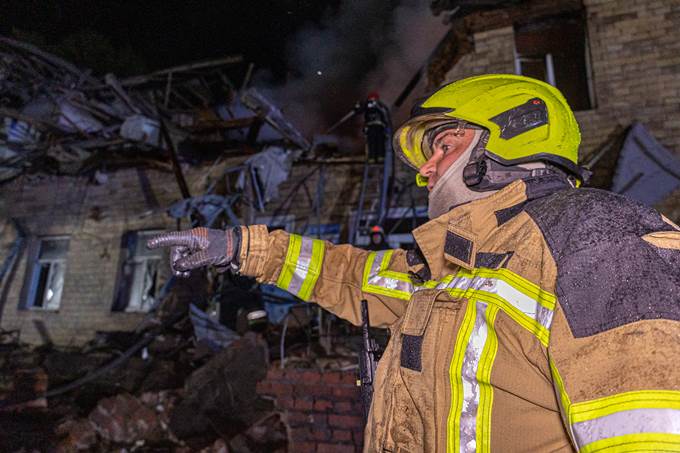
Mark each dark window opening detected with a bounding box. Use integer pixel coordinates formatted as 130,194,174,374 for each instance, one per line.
514,11,595,111
21,237,69,310
112,230,163,313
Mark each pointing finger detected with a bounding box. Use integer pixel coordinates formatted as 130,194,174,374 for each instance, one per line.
147,231,197,249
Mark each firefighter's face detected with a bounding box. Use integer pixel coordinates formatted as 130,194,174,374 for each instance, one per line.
418,129,476,191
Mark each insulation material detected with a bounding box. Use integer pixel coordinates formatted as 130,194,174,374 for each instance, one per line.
167,194,241,226
56,99,104,134
119,115,160,146
236,146,293,203
4,118,41,144
189,303,240,351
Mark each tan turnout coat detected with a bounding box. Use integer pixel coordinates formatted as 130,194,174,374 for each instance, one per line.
237,176,680,452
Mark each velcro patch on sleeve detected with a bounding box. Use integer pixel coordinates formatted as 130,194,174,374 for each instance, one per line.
444,229,476,269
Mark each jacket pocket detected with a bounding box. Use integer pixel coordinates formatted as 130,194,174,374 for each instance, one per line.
398,290,436,371
380,371,425,453
387,292,463,452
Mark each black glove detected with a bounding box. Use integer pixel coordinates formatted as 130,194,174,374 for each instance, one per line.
146,227,239,277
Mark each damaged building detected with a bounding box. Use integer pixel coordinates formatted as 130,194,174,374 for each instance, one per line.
1,0,680,451
3,0,680,349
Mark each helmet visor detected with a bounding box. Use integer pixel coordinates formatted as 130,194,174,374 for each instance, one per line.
393,113,466,170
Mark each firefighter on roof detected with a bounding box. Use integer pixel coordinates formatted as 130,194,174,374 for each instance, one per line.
149,74,680,452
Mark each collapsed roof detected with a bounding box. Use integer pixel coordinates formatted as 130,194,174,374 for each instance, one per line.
0,35,309,183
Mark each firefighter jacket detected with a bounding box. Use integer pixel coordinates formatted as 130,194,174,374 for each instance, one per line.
236,174,680,452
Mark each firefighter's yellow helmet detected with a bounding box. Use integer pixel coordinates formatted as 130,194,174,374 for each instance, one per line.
393,74,583,185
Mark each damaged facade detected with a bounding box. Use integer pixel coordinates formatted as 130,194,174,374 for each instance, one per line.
429,0,680,217
4,0,680,344
2,0,680,451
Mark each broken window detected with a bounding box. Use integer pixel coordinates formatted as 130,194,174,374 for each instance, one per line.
514,11,595,111
21,237,69,310
112,230,163,313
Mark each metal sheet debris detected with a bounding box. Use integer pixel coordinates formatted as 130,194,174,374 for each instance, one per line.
611,122,680,205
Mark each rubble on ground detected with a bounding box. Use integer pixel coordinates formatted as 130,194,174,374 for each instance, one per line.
0,302,363,451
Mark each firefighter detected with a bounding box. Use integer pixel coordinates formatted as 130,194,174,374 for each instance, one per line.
360,92,391,163
148,75,680,452
366,225,388,251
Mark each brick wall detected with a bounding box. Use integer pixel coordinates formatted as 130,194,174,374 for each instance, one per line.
12,0,678,346
441,0,680,164
256,368,365,453
0,164,213,345
0,152,427,345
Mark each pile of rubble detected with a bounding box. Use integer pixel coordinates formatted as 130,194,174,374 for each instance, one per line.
0,329,290,452
0,275,365,452
0,35,310,183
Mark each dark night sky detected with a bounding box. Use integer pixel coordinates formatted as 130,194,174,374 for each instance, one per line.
0,0,340,78
1,0,443,136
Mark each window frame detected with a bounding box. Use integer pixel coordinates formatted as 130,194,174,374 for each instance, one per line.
513,11,596,111
111,229,165,313
20,235,70,311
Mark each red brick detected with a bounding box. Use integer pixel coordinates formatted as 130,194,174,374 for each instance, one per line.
328,414,364,430
289,441,316,453
276,397,296,410
266,368,286,381
301,370,322,383
285,368,313,381
339,372,358,385
353,428,365,443
321,371,343,384
287,411,310,426
295,383,332,398
269,381,294,396
294,398,314,411
332,429,353,442
314,399,333,411
310,412,328,428
310,427,331,441
255,380,272,394
334,401,354,413
332,386,360,400
290,427,312,441
316,443,356,453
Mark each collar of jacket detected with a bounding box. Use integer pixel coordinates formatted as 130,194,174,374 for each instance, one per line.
411,174,571,276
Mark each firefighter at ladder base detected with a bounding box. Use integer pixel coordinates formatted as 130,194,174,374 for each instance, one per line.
148,75,680,452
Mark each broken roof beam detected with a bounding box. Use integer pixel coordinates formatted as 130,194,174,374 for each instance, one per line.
188,116,259,133
0,35,99,87
241,88,310,151
119,56,244,88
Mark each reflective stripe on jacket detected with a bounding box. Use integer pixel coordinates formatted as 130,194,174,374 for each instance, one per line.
237,175,680,452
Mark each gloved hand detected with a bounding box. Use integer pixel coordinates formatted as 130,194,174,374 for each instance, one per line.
146,227,238,277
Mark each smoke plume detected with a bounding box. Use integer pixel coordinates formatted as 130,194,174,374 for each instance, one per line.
257,0,448,139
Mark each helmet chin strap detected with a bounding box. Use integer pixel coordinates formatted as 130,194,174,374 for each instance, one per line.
462,130,561,191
